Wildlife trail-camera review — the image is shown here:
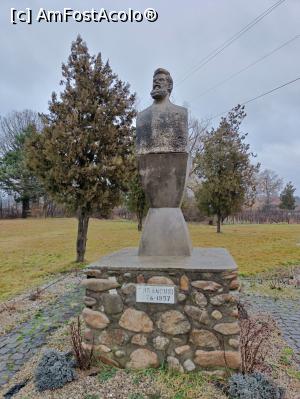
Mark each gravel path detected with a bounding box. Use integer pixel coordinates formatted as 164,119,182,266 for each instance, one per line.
0,283,299,388
240,293,300,366
0,285,84,386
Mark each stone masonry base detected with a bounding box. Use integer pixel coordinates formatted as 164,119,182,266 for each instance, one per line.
81,248,241,372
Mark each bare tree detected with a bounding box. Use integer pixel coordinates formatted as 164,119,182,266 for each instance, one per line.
186,114,210,194
0,110,42,155
257,169,283,211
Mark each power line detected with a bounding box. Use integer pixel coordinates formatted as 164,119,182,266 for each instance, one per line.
177,0,286,85
190,35,300,101
209,76,300,121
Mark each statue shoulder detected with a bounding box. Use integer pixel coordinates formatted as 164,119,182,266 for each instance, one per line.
137,105,152,121
170,103,188,116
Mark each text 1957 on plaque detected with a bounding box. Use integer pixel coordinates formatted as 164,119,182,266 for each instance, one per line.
136,284,176,304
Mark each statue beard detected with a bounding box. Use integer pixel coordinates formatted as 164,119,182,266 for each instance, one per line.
151,87,169,100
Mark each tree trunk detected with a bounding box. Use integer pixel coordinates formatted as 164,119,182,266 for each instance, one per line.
137,217,142,231
217,214,221,233
21,198,30,218
76,209,90,262
137,210,143,231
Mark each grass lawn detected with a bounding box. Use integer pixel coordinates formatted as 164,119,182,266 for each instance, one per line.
0,218,300,300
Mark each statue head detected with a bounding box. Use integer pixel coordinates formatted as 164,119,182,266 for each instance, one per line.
150,68,173,100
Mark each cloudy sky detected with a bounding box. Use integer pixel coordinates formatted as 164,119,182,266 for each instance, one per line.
1,0,299,193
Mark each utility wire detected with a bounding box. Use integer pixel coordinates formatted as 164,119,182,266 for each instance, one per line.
190,35,300,101
209,76,300,121
177,0,286,85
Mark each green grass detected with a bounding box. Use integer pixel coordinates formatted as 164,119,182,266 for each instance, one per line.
0,218,300,300
97,366,117,382
129,365,212,399
279,347,294,366
127,394,146,399
287,368,300,381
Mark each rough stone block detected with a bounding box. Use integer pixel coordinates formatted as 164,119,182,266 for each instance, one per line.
119,308,153,333
147,276,174,285
194,350,241,369
157,310,191,335
131,334,148,346
82,308,110,330
81,279,119,292
213,322,240,335
153,336,170,350
189,329,219,349
191,280,223,292
102,293,123,314
127,349,159,369
184,306,209,324
98,329,128,347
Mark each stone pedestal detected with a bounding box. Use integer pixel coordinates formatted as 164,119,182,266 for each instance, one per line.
81,248,241,372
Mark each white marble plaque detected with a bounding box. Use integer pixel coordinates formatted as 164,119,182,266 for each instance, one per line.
136,284,175,304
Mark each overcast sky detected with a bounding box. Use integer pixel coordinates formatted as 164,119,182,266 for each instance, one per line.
1,0,299,193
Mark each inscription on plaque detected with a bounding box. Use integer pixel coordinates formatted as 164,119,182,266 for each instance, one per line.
136,284,175,304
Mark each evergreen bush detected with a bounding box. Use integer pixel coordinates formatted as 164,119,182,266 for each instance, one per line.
35,349,76,391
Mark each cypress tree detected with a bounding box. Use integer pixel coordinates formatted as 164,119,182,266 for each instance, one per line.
27,36,136,261
195,105,259,233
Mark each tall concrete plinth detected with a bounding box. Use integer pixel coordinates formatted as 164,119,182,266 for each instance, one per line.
138,208,192,256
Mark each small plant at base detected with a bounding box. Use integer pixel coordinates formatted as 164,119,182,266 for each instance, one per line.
132,366,158,384
128,394,145,399
268,277,284,291
29,288,42,301
173,394,185,399
238,303,275,373
279,346,293,366
132,374,142,385
228,372,285,399
70,316,94,370
286,368,300,381
0,302,17,314
98,366,117,382
34,349,76,391
84,395,100,399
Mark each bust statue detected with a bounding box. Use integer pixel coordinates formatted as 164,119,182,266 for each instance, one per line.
136,68,188,155
136,69,192,256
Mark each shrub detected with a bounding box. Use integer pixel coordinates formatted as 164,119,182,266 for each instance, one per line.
35,349,76,391
228,372,285,399
70,316,94,370
238,302,275,373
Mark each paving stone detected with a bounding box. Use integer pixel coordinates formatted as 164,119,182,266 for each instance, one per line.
0,346,9,355
0,340,7,349
0,375,9,385
0,285,84,386
11,352,24,361
0,362,6,372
